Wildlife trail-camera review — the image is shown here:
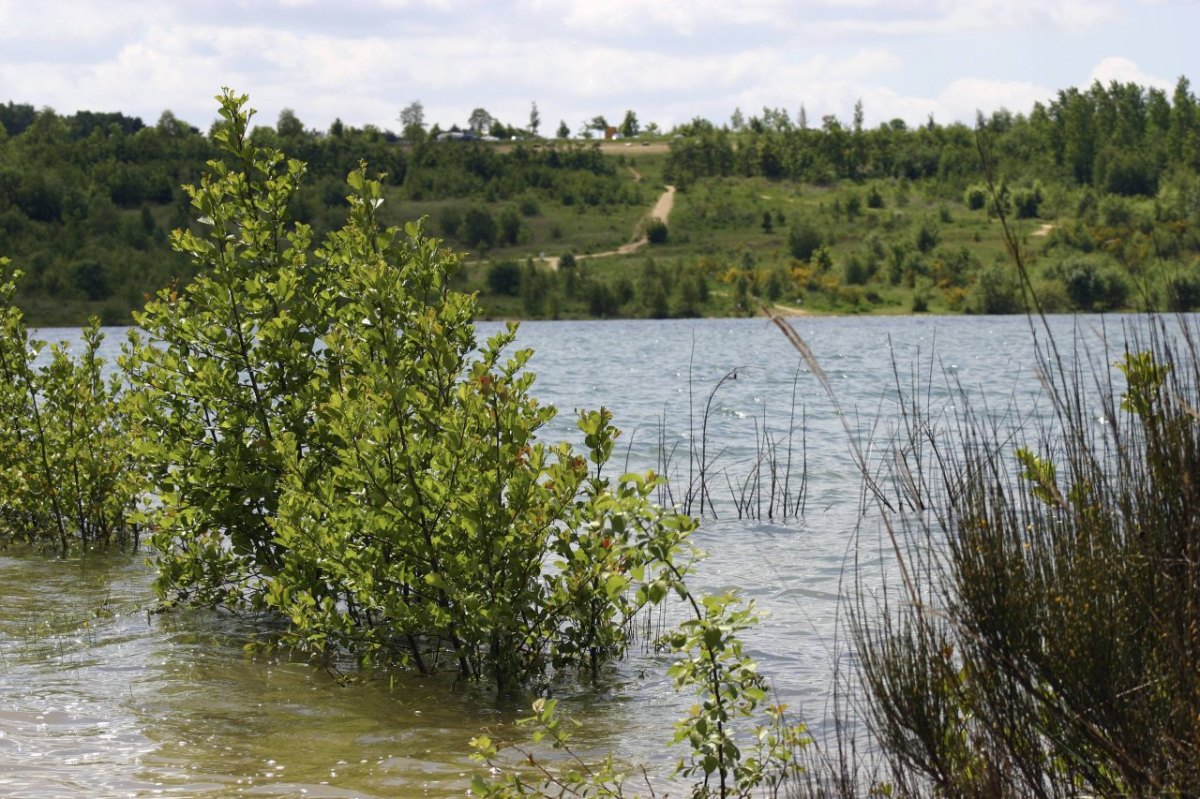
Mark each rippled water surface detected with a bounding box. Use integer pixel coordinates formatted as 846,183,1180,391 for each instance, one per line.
1,314,1165,797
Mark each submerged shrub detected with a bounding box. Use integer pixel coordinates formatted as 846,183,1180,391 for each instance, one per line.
127,90,692,688
0,263,142,554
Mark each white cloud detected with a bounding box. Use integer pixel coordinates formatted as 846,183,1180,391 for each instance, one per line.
0,0,1194,133
935,78,1056,122
523,0,794,37
1088,56,1172,89
803,0,1121,38
0,0,139,42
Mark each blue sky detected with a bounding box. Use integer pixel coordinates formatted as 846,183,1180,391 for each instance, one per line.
0,0,1194,134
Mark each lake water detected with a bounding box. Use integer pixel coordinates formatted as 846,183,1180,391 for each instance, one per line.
0,314,1162,797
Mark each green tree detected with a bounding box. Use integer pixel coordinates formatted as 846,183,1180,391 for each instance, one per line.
964,184,987,210
587,282,618,316
971,261,1023,313
498,206,522,245
468,108,493,135
1060,259,1129,310
521,260,551,316
1013,183,1044,218
1170,76,1198,163
1101,148,1158,196
486,259,521,295
914,215,941,252
528,101,540,137
787,219,822,262
730,107,745,131
462,206,498,249
645,218,668,244
438,206,463,239
276,108,304,138
619,109,639,138
399,100,425,140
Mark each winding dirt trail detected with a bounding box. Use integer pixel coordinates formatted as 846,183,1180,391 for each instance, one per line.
539,184,676,270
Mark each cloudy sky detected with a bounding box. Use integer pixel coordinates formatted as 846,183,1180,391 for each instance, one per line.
0,0,1194,135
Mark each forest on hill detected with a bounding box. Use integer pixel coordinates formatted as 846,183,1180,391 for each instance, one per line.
1,77,1199,325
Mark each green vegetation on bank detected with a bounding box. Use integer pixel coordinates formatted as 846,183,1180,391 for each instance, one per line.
3,77,1200,325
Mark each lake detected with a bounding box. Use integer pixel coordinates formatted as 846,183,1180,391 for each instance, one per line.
0,313,1154,797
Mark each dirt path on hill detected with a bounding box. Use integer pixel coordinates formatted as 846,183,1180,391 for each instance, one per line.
539,184,676,269
1031,223,1057,237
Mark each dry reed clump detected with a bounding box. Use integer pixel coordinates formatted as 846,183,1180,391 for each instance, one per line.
764,127,1200,797
654,361,808,522
760,305,1200,797
838,315,1200,799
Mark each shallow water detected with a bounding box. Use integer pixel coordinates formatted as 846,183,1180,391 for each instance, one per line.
2,314,1172,797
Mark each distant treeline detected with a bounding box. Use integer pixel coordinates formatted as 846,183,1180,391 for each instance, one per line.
0,102,625,324
667,78,1200,194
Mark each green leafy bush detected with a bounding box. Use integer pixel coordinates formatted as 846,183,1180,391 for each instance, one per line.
127,90,692,688
1058,258,1130,310
787,220,822,262
487,259,522,295
1012,182,1043,219
645,218,668,244
463,205,498,249
913,216,941,253
0,262,142,554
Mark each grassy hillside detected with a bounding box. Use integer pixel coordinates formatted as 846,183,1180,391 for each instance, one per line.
462,170,1198,320
3,78,1200,324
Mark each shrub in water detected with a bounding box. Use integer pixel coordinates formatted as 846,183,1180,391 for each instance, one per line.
127,90,692,688
0,262,143,555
